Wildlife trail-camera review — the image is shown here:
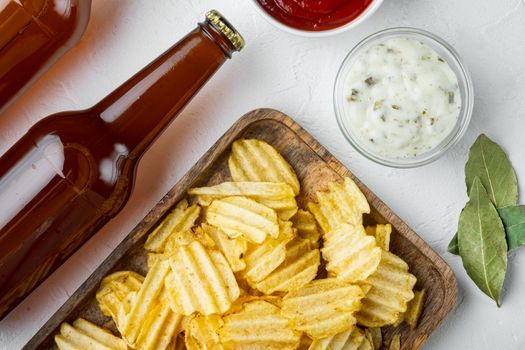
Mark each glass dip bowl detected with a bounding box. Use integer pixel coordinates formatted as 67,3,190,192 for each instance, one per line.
334,27,474,168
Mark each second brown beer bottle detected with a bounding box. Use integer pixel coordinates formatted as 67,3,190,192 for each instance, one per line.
0,10,245,320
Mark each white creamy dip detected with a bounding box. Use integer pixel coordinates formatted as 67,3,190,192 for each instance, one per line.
344,38,461,158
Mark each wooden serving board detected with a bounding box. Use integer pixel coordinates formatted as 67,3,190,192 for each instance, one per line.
24,108,457,350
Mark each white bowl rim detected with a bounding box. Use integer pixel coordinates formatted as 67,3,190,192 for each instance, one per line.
249,0,385,37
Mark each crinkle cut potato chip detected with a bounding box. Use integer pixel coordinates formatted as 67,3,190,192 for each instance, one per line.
322,223,381,284
135,300,183,350
55,318,127,350
201,223,247,272
219,300,301,349
308,327,372,350
291,209,320,247
144,199,201,253
365,224,392,251
206,196,279,244
166,241,240,315
185,314,224,350
282,278,364,339
228,139,301,195
308,177,370,233
254,237,320,294
356,251,417,327
403,288,427,329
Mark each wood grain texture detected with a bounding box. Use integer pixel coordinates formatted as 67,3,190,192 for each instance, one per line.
23,108,457,350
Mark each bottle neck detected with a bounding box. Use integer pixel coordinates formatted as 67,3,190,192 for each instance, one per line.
95,20,235,156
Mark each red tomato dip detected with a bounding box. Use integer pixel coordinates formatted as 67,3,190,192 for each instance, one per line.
256,0,373,31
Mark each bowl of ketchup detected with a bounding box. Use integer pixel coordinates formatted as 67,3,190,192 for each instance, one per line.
252,0,383,36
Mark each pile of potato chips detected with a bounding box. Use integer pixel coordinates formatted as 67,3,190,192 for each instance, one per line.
55,139,425,350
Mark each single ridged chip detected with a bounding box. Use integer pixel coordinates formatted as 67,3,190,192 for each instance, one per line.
282,278,364,339
144,199,201,253
96,271,144,332
165,241,240,315
185,315,224,350
219,300,301,349
322,224,381,283
189,181,298,220
308,327,373,350
356,251,417,327
207,196,279,244
135,300,183,350
201,223,247,272
254,238,320,294
291,209,320,247
242,221,295,284
229,139,300,195
121,259,171,345
365,224,392,251
55,318,127,350
308,177,370,233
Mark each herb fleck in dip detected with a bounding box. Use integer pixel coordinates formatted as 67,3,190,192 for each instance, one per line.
344,38,461,158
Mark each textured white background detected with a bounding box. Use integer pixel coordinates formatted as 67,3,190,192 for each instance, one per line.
1,0,525,349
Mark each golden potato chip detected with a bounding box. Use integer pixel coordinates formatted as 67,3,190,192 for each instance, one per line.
145,199,201,253
242,221,295,284
387,334,401,350
282,278,364,339
254,238,320,294
299,335,313,350
219,300,301,349
356,251,417,327
185,314,224,350
165,241,240,315
321,224,381,283
200,223,247,272
308,177,370,233
308,328,372,350
291,209,320,247
55,318,127,350
122,259,171,345
135,300,183,350
207,196,279,243
364,328,382,350
404,288,426,329
147,253,164,270
229,139,300,195
189,181,298,220
365,224,392,251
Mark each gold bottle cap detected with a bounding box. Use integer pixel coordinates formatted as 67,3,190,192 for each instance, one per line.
206,10,245,52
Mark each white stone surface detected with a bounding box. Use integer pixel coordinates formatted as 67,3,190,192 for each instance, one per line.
1,0,525,349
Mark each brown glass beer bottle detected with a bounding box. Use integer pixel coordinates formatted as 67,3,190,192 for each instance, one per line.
0,0,92,113
0,10,244,320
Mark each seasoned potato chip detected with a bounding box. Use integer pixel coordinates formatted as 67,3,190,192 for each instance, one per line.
135,300,183,350
122,259,171,345
165,241,240,315
291,209,320,247
356,251,417,327
229,139,300,195
282,278,364,339
322,224,381,283
145,199,201,252
308,328,372,350
364,328,382,350
207,196,279,243
404,289,426,329
308,177,370,233
198,223,247,272
254,238,320,294
365,224,392,251
219,300,301,349
189,181,298,220
55,318,127,350
185,314,224,350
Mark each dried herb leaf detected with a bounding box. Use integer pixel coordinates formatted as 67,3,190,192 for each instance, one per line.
458,177,507,306
465,134,518,208
498,205,525,250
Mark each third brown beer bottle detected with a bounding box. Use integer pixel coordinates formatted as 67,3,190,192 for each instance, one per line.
0,10,245,320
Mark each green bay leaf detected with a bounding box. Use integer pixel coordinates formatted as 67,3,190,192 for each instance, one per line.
458,177,507,306
465,134,518,208
498,205,525,250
